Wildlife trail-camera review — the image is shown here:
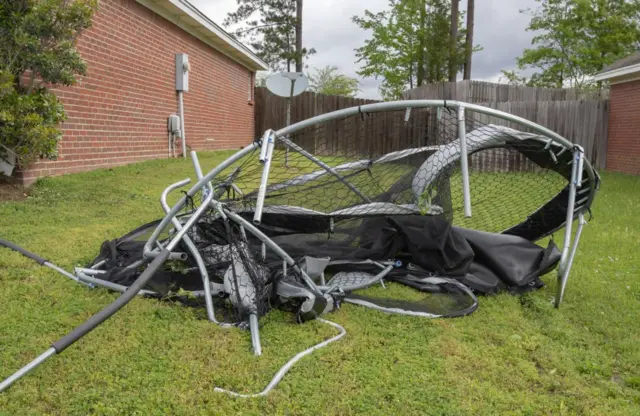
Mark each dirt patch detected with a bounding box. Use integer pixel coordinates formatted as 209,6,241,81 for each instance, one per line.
0,181,28,202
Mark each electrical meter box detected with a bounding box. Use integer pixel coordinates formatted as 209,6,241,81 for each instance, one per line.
168,114,181,137
176,53,190,92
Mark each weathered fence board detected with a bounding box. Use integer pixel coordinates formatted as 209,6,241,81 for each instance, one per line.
403,79,609,103
254,88,379,136
256,82,609,170
404,82,609,170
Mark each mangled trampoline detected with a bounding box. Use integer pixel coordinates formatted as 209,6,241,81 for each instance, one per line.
0,100,600,396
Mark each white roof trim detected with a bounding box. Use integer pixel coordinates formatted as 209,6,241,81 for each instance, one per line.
594,63,640,82
609,73,640,86
135,0,268,71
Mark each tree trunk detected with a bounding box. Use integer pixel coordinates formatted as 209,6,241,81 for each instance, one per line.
295,0,303,72
448,0,459,82
417,0,427,86
463,0,474,80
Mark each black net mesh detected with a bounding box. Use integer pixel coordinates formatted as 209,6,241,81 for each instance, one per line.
88,105,593,323
188,216,273,321
213,106,582,241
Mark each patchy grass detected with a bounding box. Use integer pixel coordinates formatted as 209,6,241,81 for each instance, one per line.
0,153,639,415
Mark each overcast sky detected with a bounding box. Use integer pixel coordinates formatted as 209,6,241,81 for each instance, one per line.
190,0,538,99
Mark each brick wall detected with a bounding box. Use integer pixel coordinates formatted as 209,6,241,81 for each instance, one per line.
607,80,640,175
19,0,255,184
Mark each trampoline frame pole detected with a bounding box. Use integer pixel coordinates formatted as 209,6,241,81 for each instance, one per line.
0,348,56,393
555,146,585,308
458,105,472,218
279,137,371,203
160,177,234,328
555,212,586,308
254,131,275,225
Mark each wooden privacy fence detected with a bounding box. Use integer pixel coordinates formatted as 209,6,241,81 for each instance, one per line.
255,83,609,170
403,79,609,103
254,87,379,134
404,82,609,170
255,87,431,156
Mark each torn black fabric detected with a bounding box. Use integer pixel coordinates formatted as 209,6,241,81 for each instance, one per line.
89,213,561,301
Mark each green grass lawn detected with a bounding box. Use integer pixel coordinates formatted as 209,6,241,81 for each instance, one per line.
1,153,639,415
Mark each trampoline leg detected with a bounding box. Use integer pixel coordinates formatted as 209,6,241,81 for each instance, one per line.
160,177,231,328
555,147,585,308
249,314,262,356
555,212,586,308
0,348,56,393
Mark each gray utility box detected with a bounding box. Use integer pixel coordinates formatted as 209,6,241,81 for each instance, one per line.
168,114,181,137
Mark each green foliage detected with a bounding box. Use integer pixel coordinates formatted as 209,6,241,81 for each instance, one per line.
0,73,66,164
1,154,639,414
307,66,361,97
0,0,96,170
504,0,640,88
353,0,478,100
224,0,315,71
256,71,269,87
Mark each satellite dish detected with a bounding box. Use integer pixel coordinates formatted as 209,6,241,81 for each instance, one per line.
266,72,309,98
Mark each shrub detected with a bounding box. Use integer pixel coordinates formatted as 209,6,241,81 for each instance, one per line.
0,0,97,172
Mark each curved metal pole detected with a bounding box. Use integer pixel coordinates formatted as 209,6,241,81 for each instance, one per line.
271,99,596,195
275,100,575,150
146,101,597,259
214,318,346,398
144,143,259,258
190,151,262,353
160,178,234,328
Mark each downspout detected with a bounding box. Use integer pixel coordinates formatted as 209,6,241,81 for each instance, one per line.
178,91,186,158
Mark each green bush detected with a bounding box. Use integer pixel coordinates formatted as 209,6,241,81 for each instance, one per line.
0,0,97,171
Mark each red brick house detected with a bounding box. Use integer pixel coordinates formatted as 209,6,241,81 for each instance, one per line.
19,0,268,184
595,53,640,175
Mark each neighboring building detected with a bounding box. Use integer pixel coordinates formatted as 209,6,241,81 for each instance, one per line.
595,53,640,175
19,0,267,184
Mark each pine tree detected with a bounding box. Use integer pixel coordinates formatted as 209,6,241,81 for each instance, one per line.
224,0,315,71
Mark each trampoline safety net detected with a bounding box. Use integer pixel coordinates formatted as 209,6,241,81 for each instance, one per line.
89,105,596,323
0,101,599,396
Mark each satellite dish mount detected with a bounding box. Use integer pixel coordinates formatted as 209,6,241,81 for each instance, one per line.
266,72,309,167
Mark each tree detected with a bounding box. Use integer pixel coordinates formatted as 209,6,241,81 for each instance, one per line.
0,0,97,173
463,0,474,80
295,0,302,72
353,0,475,100
308,66,361,97
503,0,640,89
255,71,269,87
449,0,459,81
224,0,315,71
